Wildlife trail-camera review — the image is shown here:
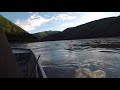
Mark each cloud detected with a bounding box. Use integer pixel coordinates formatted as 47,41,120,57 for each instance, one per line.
67,12,73,14
61,23,74,27
78,12,117,25
15,13,51,31
73,12,82,14
28,12,34,14
52,14,76,21
15,13,76,32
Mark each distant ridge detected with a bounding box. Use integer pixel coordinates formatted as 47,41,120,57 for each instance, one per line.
41,16,120,41
33,31,61,40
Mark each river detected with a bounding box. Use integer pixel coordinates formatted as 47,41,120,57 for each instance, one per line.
11,37,120,78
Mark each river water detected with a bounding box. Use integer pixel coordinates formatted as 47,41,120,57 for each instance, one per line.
11,37,120,78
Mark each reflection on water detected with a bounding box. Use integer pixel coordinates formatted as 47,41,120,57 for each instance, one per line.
11,37,120,78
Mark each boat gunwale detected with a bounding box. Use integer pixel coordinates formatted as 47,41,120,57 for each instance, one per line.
11,47,47,78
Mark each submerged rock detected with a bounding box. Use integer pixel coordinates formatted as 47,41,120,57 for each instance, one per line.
75,68,106,78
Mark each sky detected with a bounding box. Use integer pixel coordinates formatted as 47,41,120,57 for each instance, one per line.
0,12,120,34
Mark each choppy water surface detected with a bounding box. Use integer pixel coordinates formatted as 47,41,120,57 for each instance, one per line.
11,37,120,78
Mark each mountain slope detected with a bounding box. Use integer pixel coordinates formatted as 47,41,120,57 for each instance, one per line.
41,16,120,41
33,31,61,40
0,15,38,43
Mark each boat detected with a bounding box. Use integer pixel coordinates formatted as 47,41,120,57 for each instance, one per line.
11,47,47,78
0,28,47,78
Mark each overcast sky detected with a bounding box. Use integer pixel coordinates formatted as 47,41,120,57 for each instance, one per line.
0,12,120,34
